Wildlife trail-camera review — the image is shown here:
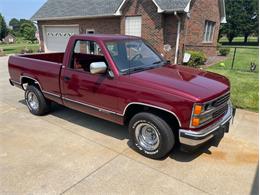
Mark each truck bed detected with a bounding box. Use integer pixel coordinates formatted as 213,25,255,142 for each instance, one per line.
22,53,64,63
8,53,64,102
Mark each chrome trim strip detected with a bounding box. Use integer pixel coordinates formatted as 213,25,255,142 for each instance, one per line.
19,76,181,126
62,97,121,116
202,91,230,105
122,102,181,127
20,76,61,98
42,91,61,98
179,102,233,146
20,76,43,91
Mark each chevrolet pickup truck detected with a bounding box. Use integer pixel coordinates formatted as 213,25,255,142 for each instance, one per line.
8,34,235,159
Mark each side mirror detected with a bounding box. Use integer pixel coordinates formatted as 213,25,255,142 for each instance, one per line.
90,62,107,74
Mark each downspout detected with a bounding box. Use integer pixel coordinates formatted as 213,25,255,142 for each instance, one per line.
174,11,181,64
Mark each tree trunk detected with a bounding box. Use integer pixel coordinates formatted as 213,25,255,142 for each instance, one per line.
244,35,249,43
228,36,234,43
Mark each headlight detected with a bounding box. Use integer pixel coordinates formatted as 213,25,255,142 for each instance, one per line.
190,103,215,128
190,93,231,128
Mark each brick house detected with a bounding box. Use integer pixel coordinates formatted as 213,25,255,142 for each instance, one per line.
31,0,226,63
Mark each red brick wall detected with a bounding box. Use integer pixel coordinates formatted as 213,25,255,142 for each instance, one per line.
183,0,221,57
37,0,222,62
120,0,165,55
38,17,120,51
119,0,186,63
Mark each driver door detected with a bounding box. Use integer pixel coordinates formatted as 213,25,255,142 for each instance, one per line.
61,39,119,116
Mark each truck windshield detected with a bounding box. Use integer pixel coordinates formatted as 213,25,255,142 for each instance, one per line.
105,40,165,74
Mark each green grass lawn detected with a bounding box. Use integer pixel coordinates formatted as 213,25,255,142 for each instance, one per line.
205,68,259,112
0,43,39,55
215,46,259,72
219,36,258,43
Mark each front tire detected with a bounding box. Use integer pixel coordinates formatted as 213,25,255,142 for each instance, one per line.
129,112,175,159
25,85,51,116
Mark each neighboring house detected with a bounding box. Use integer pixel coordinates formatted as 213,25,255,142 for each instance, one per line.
3,34,16,44
31,0,226,63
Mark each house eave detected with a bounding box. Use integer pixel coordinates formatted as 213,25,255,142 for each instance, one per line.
221,17,227,23
114,0,190,15
114,0,128,15
31,14,118,21
151,0,164,13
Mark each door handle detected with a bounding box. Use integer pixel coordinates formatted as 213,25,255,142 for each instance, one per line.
63,76,71,81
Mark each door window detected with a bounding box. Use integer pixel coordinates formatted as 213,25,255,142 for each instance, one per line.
71,40,106,72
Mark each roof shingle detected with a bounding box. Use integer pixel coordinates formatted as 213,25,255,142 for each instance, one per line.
31,0,124,20
31,0,191,20
153,0,191,12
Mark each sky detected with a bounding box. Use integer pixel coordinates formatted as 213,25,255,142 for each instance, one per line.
0,0,47,24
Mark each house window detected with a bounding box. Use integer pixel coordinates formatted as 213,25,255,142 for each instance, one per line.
125,16,142,37
203,21,215,42
86,29,95,34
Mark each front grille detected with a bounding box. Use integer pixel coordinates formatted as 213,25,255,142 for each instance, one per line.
213,104,228,118
211,93,230,107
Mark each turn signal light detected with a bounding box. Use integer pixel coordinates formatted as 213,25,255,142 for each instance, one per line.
192,117,200,127
194,105,203,115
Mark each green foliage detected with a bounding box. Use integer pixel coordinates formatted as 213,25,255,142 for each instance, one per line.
205,69,259,112
8,18,37,42
9,18,20,32
20,47,34,54
20,21,37,43
0,13,8,40
213,46,259,72
0,42,39,54
187,51,207,67
221,0,259,43
219,48,231,56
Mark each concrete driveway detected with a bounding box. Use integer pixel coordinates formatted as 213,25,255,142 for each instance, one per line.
0,56,258,195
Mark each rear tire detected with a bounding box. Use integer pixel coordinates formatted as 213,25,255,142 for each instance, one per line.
129,112,175,159
25,85,51,116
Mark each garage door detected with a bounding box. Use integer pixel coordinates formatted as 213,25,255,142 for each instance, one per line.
43,26,79,52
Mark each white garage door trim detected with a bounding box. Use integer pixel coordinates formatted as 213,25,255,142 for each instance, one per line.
42,24,79,53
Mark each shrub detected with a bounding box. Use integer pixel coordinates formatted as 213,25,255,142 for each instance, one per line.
0,48,4,56
20,47,33,54
219,48,230,56
187,51,207,67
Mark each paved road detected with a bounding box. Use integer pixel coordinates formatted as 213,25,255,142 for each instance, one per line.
0,56,258,194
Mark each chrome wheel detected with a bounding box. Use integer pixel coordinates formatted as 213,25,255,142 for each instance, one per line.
135,122,160,151
26,91,39,111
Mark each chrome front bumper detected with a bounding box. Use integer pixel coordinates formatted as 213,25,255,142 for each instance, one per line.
179,103,235,147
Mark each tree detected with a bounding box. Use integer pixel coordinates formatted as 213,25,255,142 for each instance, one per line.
240,0,258,43
20,22,37,42
221,0,259,43
221,0,242,43
9,18,20,32
0,13,8,40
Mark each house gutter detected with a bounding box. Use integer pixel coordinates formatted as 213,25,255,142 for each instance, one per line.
174,11,181,64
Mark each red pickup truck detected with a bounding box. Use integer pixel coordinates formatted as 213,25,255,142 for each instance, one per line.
8,34,235,159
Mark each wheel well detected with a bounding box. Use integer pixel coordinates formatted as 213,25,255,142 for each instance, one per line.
124,104,180,138
21,77,41,90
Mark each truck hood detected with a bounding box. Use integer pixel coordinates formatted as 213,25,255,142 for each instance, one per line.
129,65,230,101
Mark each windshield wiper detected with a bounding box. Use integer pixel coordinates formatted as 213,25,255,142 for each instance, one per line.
152,60,163,65
123,66,156,74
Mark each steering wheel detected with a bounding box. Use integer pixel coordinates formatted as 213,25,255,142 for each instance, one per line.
130,53,143,61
